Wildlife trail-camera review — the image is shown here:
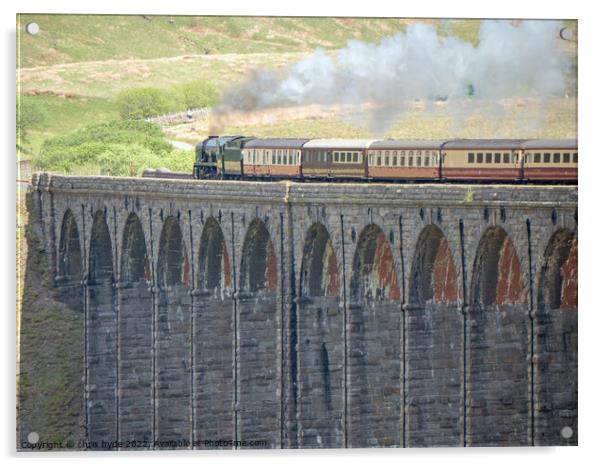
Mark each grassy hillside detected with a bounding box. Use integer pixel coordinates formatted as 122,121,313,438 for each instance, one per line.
17,14,419,67
16,15,576,173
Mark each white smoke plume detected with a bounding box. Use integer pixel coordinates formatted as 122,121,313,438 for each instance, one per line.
211,20,570,135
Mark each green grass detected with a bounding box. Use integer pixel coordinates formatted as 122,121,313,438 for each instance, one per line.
17,14,415,68
17,94,119,156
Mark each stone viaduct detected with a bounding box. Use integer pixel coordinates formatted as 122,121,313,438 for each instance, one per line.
27,173,577,449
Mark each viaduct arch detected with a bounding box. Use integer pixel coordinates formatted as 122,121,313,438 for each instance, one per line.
26,174,578,449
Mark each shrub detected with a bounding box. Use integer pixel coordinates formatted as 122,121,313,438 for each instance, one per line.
116,87,170,119
35,120,189,176
177,80,220,109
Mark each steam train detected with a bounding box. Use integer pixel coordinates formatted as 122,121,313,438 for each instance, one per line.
193,136,577,183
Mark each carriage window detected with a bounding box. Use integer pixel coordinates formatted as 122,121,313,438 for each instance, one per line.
525,154,530,163
400,156,405,166
553,153,560,163
573,153,578,163
468,153,475,163
272,152,276,164
416,150,421,157
377,156,382,165
544,153,551,163
355,153,360,162
563,153,570,163
384,156,389,166
477,153,483,163
369,154,373,165
334,152,339,162
347,152,353,162
392,155,397,166
534,153,541,163
408,156,413,167
503,153,510,163
485,153,492,163
494,153,501,163
416,156,421,166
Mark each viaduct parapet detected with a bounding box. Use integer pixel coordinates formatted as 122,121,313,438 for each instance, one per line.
25,174,578,448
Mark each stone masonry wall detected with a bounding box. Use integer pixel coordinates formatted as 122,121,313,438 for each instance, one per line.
22,174,578,449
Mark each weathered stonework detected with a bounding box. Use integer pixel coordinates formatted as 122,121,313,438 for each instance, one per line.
23,174,578,449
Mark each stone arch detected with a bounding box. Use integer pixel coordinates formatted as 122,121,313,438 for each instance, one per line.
467,226,529,446
534,228,577,445
120,213,149,284
471,226,526,306
89,210,114,284
118,212,152,444
409,224,458,306
538,229,577,310
197,217,232,293
350,224,400,303
157,216,190,288
300,222,339,298
240,218,277,293
87,210,117,446
348,223,400,447
406,224,461,446
155,216,192,444
297,222,343,447
58,209,82,281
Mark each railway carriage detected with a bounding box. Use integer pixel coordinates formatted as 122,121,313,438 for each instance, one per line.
242,138,307,179
521,139,577,182
441,139,525,182
367,140,444,181
192,134,577,184
302,139,377,180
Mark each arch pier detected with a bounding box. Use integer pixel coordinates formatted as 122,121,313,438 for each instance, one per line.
30,174,578,448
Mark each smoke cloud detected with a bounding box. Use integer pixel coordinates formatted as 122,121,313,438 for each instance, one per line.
211,20,570,135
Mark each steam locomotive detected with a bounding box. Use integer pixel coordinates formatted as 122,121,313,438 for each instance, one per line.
193,136,577,183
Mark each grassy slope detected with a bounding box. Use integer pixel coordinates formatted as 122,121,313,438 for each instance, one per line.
16,15,436,158
17,16,576,160
17,194,84,449
17,15,423,67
